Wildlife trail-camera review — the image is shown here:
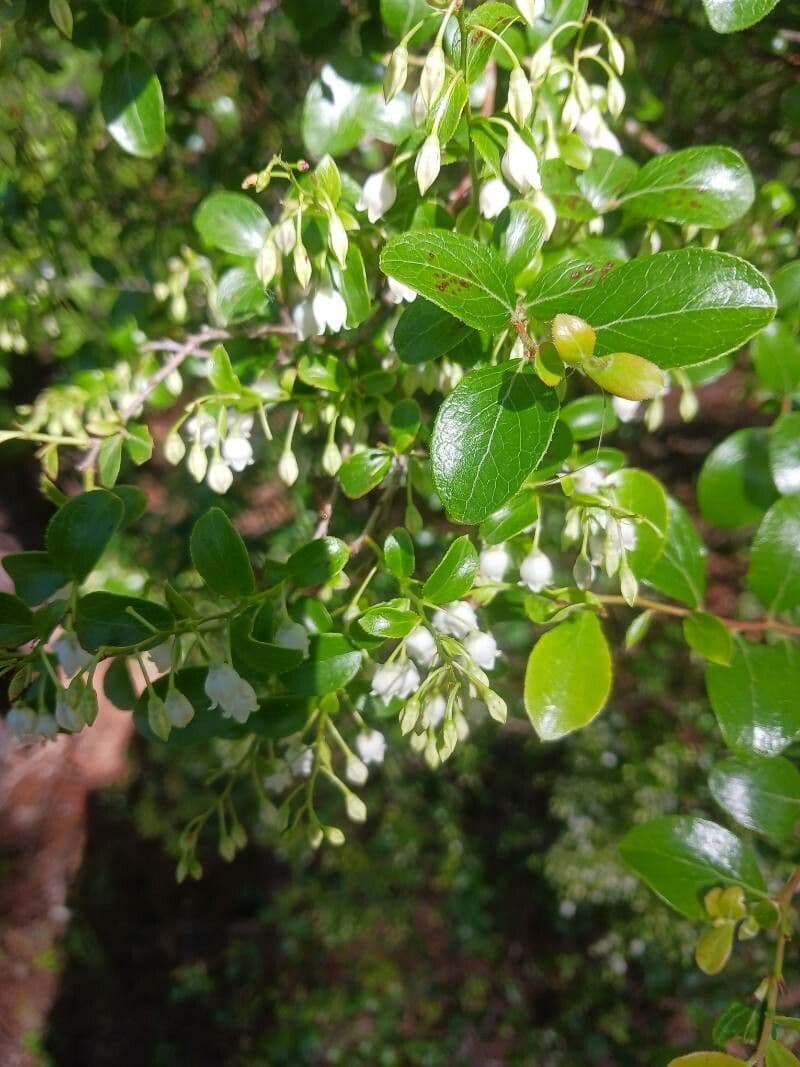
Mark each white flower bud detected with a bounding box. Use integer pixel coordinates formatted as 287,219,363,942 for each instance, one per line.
322,440,342,475
273,218,296,254
327,211,349,268
207,458,233,494
55,689,84,733
422,693,447,729
371,662,420,702
384,44,409,103
345,757,369,786
680,388,699,422
479,544,511,583
561,92,581,131
612,397,641,423
515,0,544,25
165,687,195,728
609,36,625,76
508,66,533,126
256,239,279,286
356,729,386,765
432,601,477,639
405,625,437,667
54,633,90,678
573,556,595,590
501,130,541,194
356,168,398,223
485,690,507,724
464,630,499,671
187,441,208,483
164,432,186,465
205,662,259,724
530,40,552,83
293,239,312,290
325,826,346,846
620,560,638,606
345,792,368,823
411,89,428,127
607,76,625,119
400,699,421,735
531,190,557,238
520,548,554,592
478,178,511,220
419,44,445,108
415,134,441,195
275,622,309,656
37,713,59,740
277,450,299,486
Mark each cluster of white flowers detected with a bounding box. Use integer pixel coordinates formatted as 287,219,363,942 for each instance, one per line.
5,705,59,743
478,541,555,594
292,286,348,341
167,408,256,495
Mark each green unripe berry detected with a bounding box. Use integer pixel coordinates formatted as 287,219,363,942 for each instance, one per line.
584,352,667,401
551,314,596,365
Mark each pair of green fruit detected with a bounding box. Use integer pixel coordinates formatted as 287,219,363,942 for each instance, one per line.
550,313,667,401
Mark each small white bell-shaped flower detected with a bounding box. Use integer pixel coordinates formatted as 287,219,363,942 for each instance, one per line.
508,66,533,126
501,130,541,194
357,168,397,223
355,729,386,765
415,134,441,195
205,662,259,724
431,600,478,639
479,179,511,220
371,661,420,702
464,630,499,671
165,687,195,728
520,548,554,592
207,458,233,494
479,544,511,582
405,624,437,667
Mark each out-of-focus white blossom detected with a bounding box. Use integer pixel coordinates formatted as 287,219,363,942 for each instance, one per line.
501,130,541,194
356,729,386,765
207,458,233,494
357,168,397,223
612,397,641,423
432,601,478,639
387,277,417,304
479,179,511,220
371,661,420,702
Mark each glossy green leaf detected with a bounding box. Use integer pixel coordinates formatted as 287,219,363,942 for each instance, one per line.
282,634,362,696
770,413,800,496
427,73,467,145
712,1002,760,1047
358,599,420,639
577,150,638,212
706,638,800,756
287,537,349,587
749,497,800,613
381,230,516,332
683,613,733,665
479,491,540,546
208,345,240,393
647,498,707,608
611,469,668,577
767,1042,800,1067
384,528,415,581
620,815,765,920
75,591,173,652
100,53,165,158
618,147,754,228
103,657,137,711
3,552,68,607
493,201,547,278
560,396,618,442
393,299,476,365
46,490,125,582
773,261,800,313
190,508,254,598
698,428,778,529
194,192,269,256
431,364,559,525
752,320,800,395
524,612,612,741
297,353,348,392
422,536,479,605
527,249,776,369
541,159,594,221
710,756,800,840
216,265,267,323
702,0,780,32
339,449,392,499
230,611,303,681
463,2,521,81
0,592,37,647
302,65,412,160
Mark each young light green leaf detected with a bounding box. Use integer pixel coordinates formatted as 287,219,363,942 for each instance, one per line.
617,147,755,228
46,490,125,582
770,413,800,496
339,449,392,499
646,497,707,608
422,536,479,605
98,435,123,488
101,53,166,158
702,0,780,33
706,639,800,756
380,229,516,332
190,508,254,598
748,496,800,614
287,537,349,587
527,249,776,369
384,528,415,581
208,344,241,393
683,613,733,665
431,364,559,525
698,428,778,529
194,192,269,256
620,815,765,920
524,611,612,741
710,756,800,841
